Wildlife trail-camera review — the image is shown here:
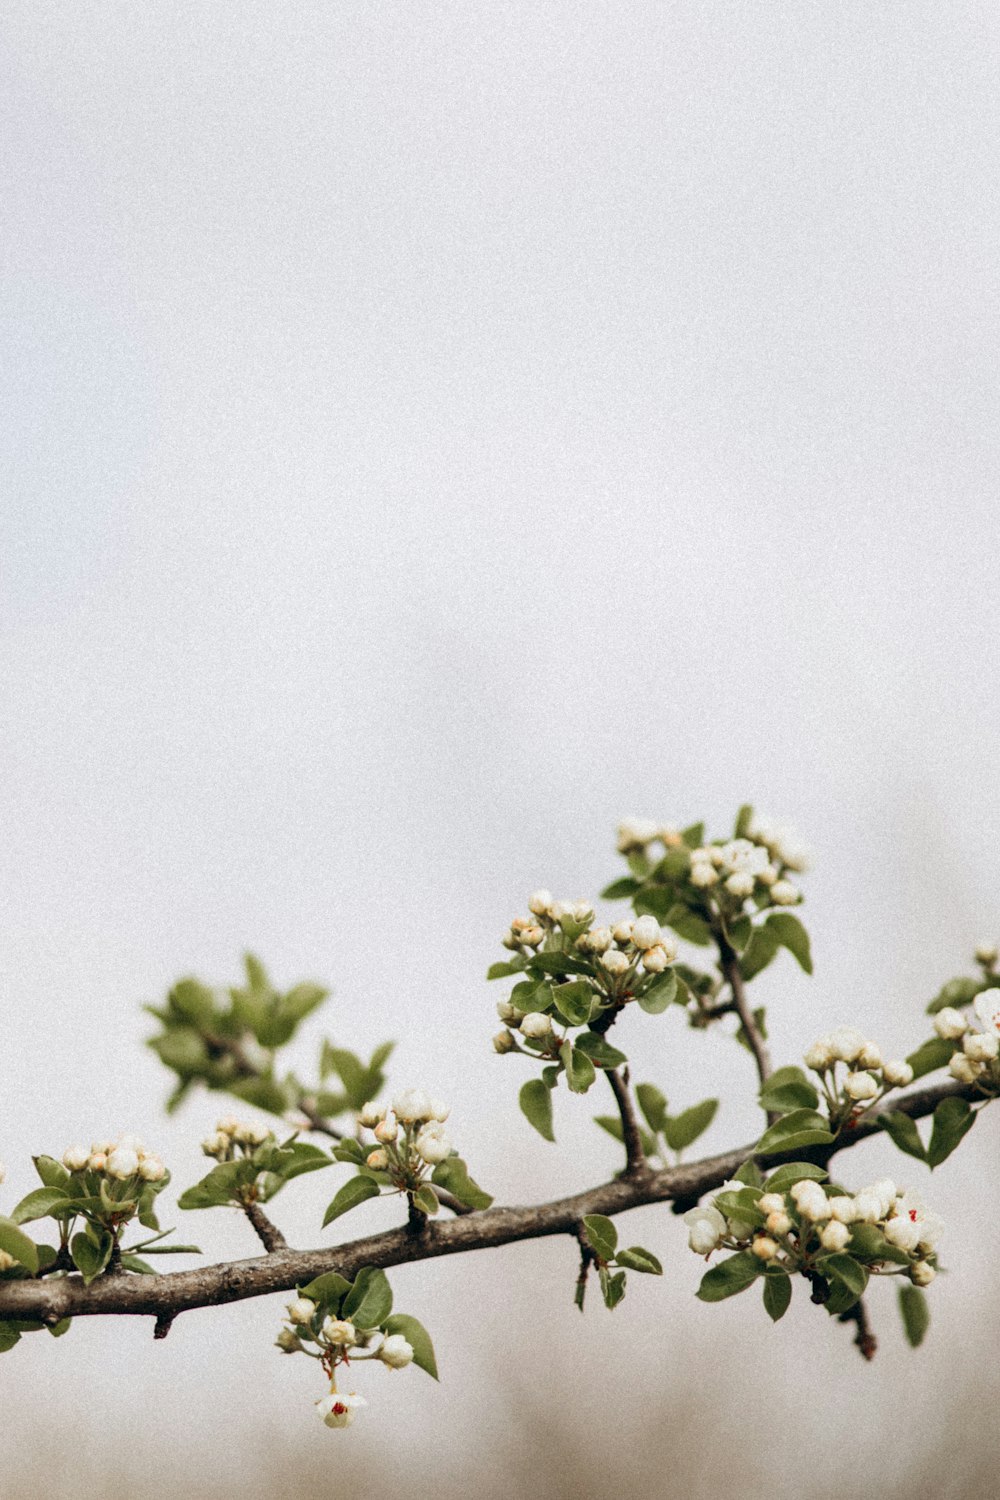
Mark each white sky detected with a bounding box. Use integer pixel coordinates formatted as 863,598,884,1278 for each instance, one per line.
2,5,999,1497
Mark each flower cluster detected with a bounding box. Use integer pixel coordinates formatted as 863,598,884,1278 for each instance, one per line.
278,1293,414,1430
686,1172,942,1290
62,1135,166,1184
934,994,1000,1087
357,1091,452,1177
687,838,801,907
200,1116,274,1159
615,819,683,855
802,1027,914,1119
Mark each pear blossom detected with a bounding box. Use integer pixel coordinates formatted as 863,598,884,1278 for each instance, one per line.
106,1147,140,1181
827,1028,867,1064
934,1008,968,1041
974,942,998,967
974,992,1000,1037
378,1333,414,1368
769,881,800,906
616,819,660,852
963,1031,999,1063
684,1204,727,1254
62,1145,90,1173
316,1390,367,1429
820,1221,851,1252
631,915,662,951
393,1089,433,1123
601,949,630,976
844,1071,879,1102
803,1039,834,1072
949,1054,983,1085
287,1298,316,1326
519,1012,552,1039
528,888,553,916
322,1319,357,1347
882,1060,913,1088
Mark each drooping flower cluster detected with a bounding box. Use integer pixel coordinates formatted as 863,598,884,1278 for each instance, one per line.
357,1091,453,1177
686,1172,942,1291
802,1027,914,1120
934,993,1000,1087
687,838,801,907
200,1116,274,1159
62,1135,166,1184
277,1292,415,1430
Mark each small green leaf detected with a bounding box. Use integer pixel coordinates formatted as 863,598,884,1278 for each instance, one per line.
431,1157,493,1210
758,1066,820,1115
696,1251,761,1302
733,1159,763,1188
638,971,678,1015
70,1231,111,1284
763,1162,828,1192
926,975,984,1015
300,1271,352,1308
561,1041,597,1095
32,1156,71,1191
664,906,713,946
878,1112,927,1163
0,1323,22,1353
662,1098,718,1152
598,1266,627,1310
552,981,595,1026
824,1254,868,1298
635,1083,668,1134
756,1109,835,1155
582,1214,618,1261
0,1218,40,1274
927,1096,976,1168
601,877,640,900
342,1267,393,1329
898,1284,930,1347
739,925,780,982
322,1175,380,1228
906,1036,957,1080
615,1246,662,1275
734,804,754,838
574,1033,627,1069
487,959,528,980
10,1188,71,1225
530,953,592,977
593,1114,626,1142
762,1273,792,1322
766,912,813,974
383,1313,438,1379
519,1079,555,1142
177,1160,252,1211
413,1184,440,1217
120,1254,158,1275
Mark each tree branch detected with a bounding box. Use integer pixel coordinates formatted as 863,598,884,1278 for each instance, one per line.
242,1200,288,1253
0,1077,975,1328
712,920,772,1098
605,1068,647,1176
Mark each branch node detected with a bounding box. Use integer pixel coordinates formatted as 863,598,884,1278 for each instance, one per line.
153,1313,174,1340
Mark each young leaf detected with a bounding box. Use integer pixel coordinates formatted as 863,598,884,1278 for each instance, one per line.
638,972,678,1015
758,1066,819,1115
662,1098,718,1152
0,1218,40,1275
574,1033,627,1069
561,1042,597,1095
601,877,640,900
734,804,755,838
32,1156,71,1191
615,1246,662,1275
598,1266,627,1310
10,1187,71,1225
431,1157,493,1210
926,975,984,1015
927,1096,975,1168
519,1079,555,1142
342,1267,393,1329
733,1158,763,1188
763,1161,828,1192
765,912,813,975
824,1254,868,1299
756,1109,834,1155
322,1175,380,1228
582,1214,618,1261
70,1230,111,1284
300,1271,352,1308
905,1036,957,1080
383,1313,438,1380
898,1284,930,1347
878,1112,927,1163
739,924,780,982
696,1251,761,1302
487,959,528,980
413,1184,440,1217
552,981,595,1026
635,1083,668,1135
762,1272,792,1322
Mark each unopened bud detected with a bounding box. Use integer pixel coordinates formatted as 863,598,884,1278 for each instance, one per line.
287,1297,316,1326
844,1071,879,1102
934,1007,968,1041
493,1030,516,1054
601,949,630,976
963,1031,999,1063
366,1149,389,1170
374,1114,398,1143
910,1260,936,1287
642,945,670,973
819,1220,851,1252
631,915,662,951
520,1011,552,1039
751,1236,778,1261
528,889,553,916
882,1060,913,1088
975,942,998,967
62,1145,90,1173
857,1042,882,1070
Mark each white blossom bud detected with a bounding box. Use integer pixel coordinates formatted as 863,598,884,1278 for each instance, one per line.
765,1211,792,1237
496,1000,517,1024
631,915,662,951
611,920,633,944
910,1260,936,1287
683,1205,727,1255
870,1178,897,1215
572,902,594,924
393,1089,433,1123
974,942,998,966
90,1140,114,1155
758,1194,786,1215
519,1011,552,1039
617,819,659,852
820,1220,851,1252
963,1031,999,1062
884,1215,922,1253
828,1027,867,1064
528,888,553,916
948,1053,984,1085
316,1391,367,1428
201,1132,229,1158
751,1236,778,1261
87,1152,107,1173
416,1123,452,1164
322,1318,357,1347
358,1102,385,1128
138,1155,166,1182
844,1071,879,1102
601,949,631,976
378,1333,415,1368
493,1030,516,1054
852,1192,883,1225
287,1297,316,1326
106,1148,140,1181
0,1251,17,1272
216,1117,241,1137
882,1060,914,1088
689,861,718,888
857,1042,883,1070
642,945,670,973
757,864,778,886
934,1007,969,1040
116,1134,145,1154
521,925,545,948
62,1145,90,1173
725,872,756,899
374,1114,399,1144
790,1181,830,1221
803,1039,834,1072
829,1197,859,1224
549,901,572,922
770,880,800,906
276,1328,302,1353
427,1099,450,1123
587,926,614,953
366,1148,389,1169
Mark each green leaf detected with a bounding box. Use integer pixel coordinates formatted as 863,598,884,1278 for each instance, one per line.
0,1218,40,1274
848,1223,911,1266
228,1076,290,1115
120,1254,158,1275
906,1036,957,1080
552,981,595,1026
592,1115,657,1156
662,1098,718,1152
10,1188,70,1225
530,953,592,977
383,1313,438,1379
927,1096,976,1168
431,1157,493,1210
601,877,640,900
519,1079,555,1142
70,1230,111,1284
638,971,677,1015
756,1109,834,1155
598,1266,627,1310
322,1175,381,1227
176,1160,252,1211
320,1046,370,1108
739,925,780,982
333,1138,367,1166
300,1271,352,1308
664,906,713,946
508,979,554,1016
734,804,755,838
487,959,528,980
635,1083,668,1134
762,1273,792,1322
342,1267,393,1329
582,1214,618,1261
763,1162,828,1193
46,1318,72,1337
696,1251,761,1302
926,975,984,1015
561,1041,597,1095
824,1254,868,1298
681,822,705,848
758,1066,819,1115
615,1246,662,1275
898,1284,930,1347
0,1323,22,1353
32,1156,71,1190
413,1184,440,1217
766,912,813,975
878,1112,927,1163
574,1033,627,1069
733,1159,763,1188
168,977,218,1027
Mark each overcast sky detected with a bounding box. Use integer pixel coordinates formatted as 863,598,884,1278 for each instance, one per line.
2,5,999,1497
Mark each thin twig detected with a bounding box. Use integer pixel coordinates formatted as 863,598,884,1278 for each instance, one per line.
712,919,773,1098
242,1200,288,1253
0,1077,975,1329
606,1068,647,1176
